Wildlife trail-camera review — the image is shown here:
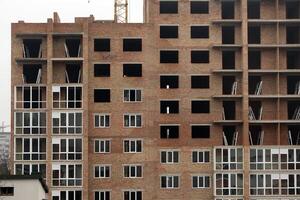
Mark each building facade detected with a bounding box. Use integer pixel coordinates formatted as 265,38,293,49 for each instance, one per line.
10,0,300,200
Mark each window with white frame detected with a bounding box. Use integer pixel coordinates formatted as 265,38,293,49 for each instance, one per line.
52,138,82,160
281,148,300,170
94,191,110,200
52,86,82,109
123,165,142,178
215,173,243,196
215,148,243,170
123,89,142,102
123,139,142,153
160,150,179,164
161,175,180,189
52,164,82,186
52,112,82,134
15,137,46,161
15,112,46,134
94,165,111,178
15,86,46,109
94,139,110,153
123,190,142,200
94,114,110,128
192,175,210,188
124,114,142,127
52,190,82,200
192,150,210,163
15,163,46,178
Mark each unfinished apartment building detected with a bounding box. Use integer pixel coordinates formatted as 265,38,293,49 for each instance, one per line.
10,0,300,199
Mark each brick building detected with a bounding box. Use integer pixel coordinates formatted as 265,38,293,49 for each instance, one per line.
10,0,300,200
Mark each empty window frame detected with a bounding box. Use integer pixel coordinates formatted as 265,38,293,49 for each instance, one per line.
215,147,243,170
223,126,238,146
288,101,300,120
222,51,235,69
190,25,209,38
248,1,260,19
222,76,236,95
52,86,82,108
248,50,261,69
191,75,209,89
190,1,209,14
123,165,143,178
192,150,210,163
249,76,262,95
287,50,300,69
288,126,300,145
94,165,111,178
94,89,111,103
160,125,179,139
22,39,42,58
160,25,178,38
94,191,110,200
160,50,179,63
52,190,82,200
64,38,82,57
65,64,82,83
160,0,178,14
192,175,210,188
286,1,300,19
161,175,180,189
286,26,300,44
52,164,82,186
123,64,142,77
161,150,180,164
0,187,14,196
94,139,111,153
123,139,142,153
14,112,46,135
15,163,46,178
215,173,243,196
123,89,142,102
52,138,82,160
123,191,142,200
191,125,210,138
94,38,110,52
248,26,261,44
123,38,142,52
223,101,236,120
124,114,142,128
160,75,179,89
191,50,209,63
221,1,235,19
23,64,42,84
15,137,46,161
94,114,110,128
191,100,210,113
52,112,82,134
94,64,110,77
222,26,235,44
15,86,46,109
160,100,179,114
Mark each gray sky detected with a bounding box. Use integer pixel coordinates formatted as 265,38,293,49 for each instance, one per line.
0,0,143,130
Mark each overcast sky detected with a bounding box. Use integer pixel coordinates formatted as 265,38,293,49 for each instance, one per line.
0,0,143,130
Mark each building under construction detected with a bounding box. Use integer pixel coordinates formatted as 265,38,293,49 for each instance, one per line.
10,0,300,199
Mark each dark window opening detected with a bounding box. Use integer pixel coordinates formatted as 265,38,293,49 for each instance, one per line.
94,89,110,103
65,39,81,57
191,100,210,113
249,125,263,145
288,125,300,145
191,125,210,138
222,76,236,95
222,26,235,44
191,26,209,38
190,1,209,14
249,76,262,95
94,64,110,77
223,126,238,145
222,1,235,19
288,101,300,120
23,64,42,84
191,76,209,89
123,38,142,51
160,1,178,14
94,38,110,52
286,1,300,19
23,39,42,58
249,101,262,120
65,64,81,83
248,1,260,19
160,100,179,114
160,26,178,38
160,50,179,63
160,75,179,89
223,101,236,120
286,26,300,44
248,50,261,69
0,187,14,196
160,125,179,138
191,50,209,63
222,51,235,69
123,64,142,77
287,51,300,69
287,76,300,94
248,26,261,44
